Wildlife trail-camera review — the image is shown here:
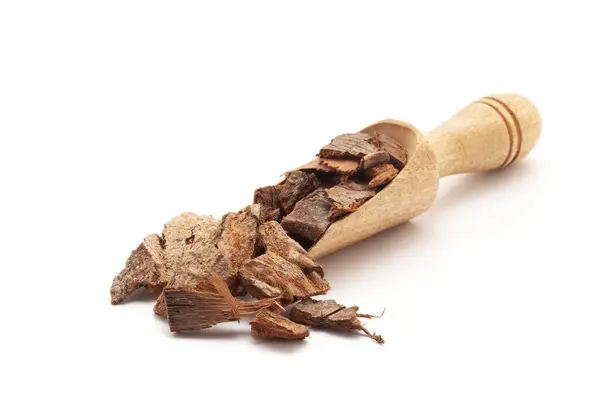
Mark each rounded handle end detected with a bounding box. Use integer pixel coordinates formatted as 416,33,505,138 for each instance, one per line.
481,93,542,166
427,93,542,177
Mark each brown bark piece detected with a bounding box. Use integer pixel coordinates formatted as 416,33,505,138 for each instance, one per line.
364,163,399,188
291,159,349,190
110,234,164,305
111,213,235,305
165,289,278,332
166,272,236,330
374,132,409,168
361,150,391,170
217,208,258,271
263,208,281,224
246,204,280,225
318,133,380,160
289,298,346,325
253,185,282,211
326,181,376,220
239,275,282,299
156,271,250,318
258,221,323,276
250,309,309,340
161,213,234,288
239,252,329,304
165,274,276,332
317,157,361,175
290,298,384,344
219,207,261,296
294,158,320,171
278,171,319,214
281,189,333,243
324,306,361,330
154,291,167,317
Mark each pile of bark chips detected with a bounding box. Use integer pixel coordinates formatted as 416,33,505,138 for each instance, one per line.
111,132,408,343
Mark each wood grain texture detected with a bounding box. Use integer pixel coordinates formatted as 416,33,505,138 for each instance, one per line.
308,93,541,258
427,93,541,177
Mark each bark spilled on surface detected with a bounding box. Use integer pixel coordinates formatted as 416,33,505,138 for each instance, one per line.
111,131,406,344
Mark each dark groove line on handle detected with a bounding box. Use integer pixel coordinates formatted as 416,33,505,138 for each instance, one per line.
474,100,514,168
483,96,523,166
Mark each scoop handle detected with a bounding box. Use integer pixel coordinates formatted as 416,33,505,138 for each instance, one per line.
426,94,541,178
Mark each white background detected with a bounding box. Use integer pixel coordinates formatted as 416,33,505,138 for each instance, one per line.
1,1,599,399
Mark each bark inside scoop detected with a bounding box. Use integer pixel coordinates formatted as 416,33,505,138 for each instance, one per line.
363,163,399,188
317,158,360,175
278,171,320,214
326,181,376,220
280,189,333,244
255,130,409,251
318,132,381,160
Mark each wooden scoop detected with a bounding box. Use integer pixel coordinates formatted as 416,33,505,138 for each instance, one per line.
308,93,541,258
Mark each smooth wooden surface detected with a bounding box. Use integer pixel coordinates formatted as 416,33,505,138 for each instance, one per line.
309,93,541,258
428,94,542,177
